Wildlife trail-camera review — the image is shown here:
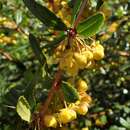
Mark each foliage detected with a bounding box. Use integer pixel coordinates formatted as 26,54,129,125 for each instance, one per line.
0,0,130,130
16,96,31,123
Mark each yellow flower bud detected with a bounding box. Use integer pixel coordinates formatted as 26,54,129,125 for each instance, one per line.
76,79,88,92
61,1,67,6
100,34,111,41
66,60,79,76
92,42,104,60
76,103,88,115
80,93,92,104
108,22,118,33
44,115,57,128
74,52,87,68
58,108,77,124
95,118,103,126
84,51,93,61
82,127,89,130
59,50,79,76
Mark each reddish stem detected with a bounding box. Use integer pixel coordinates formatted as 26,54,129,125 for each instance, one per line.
49,0,55,12
74,0,88,28
39,69,62,122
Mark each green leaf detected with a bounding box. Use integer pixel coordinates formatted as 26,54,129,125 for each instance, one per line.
44,32,66,49
16,96,31,122
120,117,130,129
61,81,79,103
99,115,107,125
77,12,105,38
72,0,83,25
23,0,67,30
109,125,126,130
92,107,104,112
96,0,104,10
0,2,2,10
119,63,130,71
15,10,23,25
29,34,47,66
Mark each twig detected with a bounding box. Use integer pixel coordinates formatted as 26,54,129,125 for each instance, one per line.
39,69,62,123
49,0,55,12
16,26,29,37
74,0,88,28
0,49,13,61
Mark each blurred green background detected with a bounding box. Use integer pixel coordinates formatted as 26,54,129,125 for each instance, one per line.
0,0,130,130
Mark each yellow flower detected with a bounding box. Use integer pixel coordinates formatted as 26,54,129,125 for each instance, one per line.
44,115,57,128
59,50,79,76
91,41,104,60
95,118,103,126
76,103,88,115
58,108,77,124
84,51,93,61
66,60,79,76
74,52,87,68
100,34,111,41
82,127,89,130
80,93,92,104
108,22,118,33
76,79,88,92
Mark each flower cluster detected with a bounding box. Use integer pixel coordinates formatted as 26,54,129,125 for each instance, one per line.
47,0,71,27
54,36,104,76
0,17,16,44
43,79,92,128
40,1,105,129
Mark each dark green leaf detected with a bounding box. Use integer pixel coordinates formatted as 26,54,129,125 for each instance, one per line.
16,96,31,122
72,0,83,25
29,33,47,66
119,63,130,71
61,81,79,103
96,0,104,10
77,12,105,38
23,69,40,107
23,0,67,30
44,31,66,49
0,2,2,10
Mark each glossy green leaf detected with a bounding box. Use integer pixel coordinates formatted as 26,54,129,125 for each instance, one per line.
29,34,47,66
23,0,67,30
77,12,105,38
16,96,31,122
61,81,79,103
72,0,83,25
